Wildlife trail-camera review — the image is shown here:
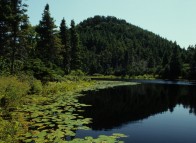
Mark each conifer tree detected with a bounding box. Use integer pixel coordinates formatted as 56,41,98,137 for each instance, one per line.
0,0,11,72
169,42,182,79
0,0,10,57
60,18,70,74
70,20,81,70
0,0,29,74
36,4,62,66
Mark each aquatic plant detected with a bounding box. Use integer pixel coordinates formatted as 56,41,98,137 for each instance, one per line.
0,76,128,142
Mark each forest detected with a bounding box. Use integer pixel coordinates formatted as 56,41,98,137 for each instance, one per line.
1,1,196,142
1,1,196,81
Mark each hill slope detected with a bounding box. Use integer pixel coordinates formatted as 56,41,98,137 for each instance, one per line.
77,16,181,76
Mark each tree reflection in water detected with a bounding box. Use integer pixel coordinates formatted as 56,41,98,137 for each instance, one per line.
78,83,196,130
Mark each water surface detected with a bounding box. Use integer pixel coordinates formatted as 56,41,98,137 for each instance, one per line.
77,81,196,143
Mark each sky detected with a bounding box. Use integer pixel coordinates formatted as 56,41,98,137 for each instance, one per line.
26,0,196,48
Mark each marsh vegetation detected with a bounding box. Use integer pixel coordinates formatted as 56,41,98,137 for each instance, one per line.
0,76,131,142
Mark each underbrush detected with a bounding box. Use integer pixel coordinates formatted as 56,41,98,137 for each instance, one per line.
0,75,127,143
0,76,31,142
0,76,30,110
0,75,95,142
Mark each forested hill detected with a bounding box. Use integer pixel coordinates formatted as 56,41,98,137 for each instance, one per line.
77,16,182,76
1,0,196,80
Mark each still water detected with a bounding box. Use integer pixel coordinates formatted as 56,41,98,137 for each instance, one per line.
76,80,196,143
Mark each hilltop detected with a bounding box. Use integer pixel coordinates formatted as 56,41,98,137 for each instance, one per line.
77,16,181,77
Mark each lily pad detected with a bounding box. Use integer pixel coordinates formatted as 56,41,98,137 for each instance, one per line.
37,131,47,138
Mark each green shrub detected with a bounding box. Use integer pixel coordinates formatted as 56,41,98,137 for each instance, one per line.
181,64,190,79
0,76,30,109
70,70,85,76
0,57,10,76
30,80,43,94
23,59,64,82
0,117,19,143
64,70,88,81
0,76,31,142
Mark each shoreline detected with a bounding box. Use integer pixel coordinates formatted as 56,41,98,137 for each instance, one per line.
83,80,139,92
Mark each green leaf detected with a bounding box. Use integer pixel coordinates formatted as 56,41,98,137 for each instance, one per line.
24,139,33,143
25,132,32,138
36,131,47,139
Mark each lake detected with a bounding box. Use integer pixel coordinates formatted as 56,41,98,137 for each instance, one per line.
76,80,196,143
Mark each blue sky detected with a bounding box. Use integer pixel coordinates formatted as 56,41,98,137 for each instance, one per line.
26,0,196,48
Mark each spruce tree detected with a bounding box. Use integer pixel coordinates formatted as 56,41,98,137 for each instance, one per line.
161,51,171,78
70,20,81,71
60,18,70,74
36,4,62,66
169,42,182,79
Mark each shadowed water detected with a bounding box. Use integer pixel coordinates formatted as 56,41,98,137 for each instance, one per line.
76,81,196,143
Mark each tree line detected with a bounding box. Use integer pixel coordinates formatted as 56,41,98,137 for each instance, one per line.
77,16,196,80
0,1,81,81
0,1,196,80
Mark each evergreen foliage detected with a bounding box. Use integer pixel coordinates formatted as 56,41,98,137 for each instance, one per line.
35,4,62,66
0,3,196,80
70,20,81,71
60,18,71,74
1,2,196,142
168,42,182,79
78,16,175,76
0,0,29,74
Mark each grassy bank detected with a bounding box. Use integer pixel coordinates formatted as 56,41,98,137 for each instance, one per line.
0,76,136,143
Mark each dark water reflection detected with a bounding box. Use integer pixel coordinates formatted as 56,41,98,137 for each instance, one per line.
77,81,196,143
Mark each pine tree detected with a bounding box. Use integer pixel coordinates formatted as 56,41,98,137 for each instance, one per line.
60,18,70,74
36,4,62,66
169,42,182,79
162,51,170,67
0,0,11,73
70,20,81,70
0,0,10,57
0,0,29,74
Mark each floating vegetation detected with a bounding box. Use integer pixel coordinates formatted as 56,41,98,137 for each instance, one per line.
16,94,93,142
68,133,127,143
1,78,129,142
